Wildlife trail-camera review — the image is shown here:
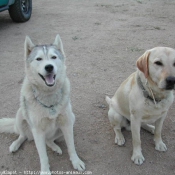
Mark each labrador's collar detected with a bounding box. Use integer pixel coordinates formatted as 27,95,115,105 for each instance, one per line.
137,75,161,103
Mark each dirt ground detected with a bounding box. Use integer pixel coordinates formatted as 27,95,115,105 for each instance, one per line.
0,0,175,175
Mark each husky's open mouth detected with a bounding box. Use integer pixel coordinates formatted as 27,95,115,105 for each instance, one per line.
38,73,56,87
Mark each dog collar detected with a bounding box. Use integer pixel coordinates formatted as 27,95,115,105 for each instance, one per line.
137,76,161,103
32,87,63,115
36,99,57,115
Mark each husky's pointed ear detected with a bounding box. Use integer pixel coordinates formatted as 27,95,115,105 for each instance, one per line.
24,36,35,59
53,34,65,57
136,50,150,78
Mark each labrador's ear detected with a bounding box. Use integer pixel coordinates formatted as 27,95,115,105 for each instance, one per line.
136,51,150,78
24,36,35,59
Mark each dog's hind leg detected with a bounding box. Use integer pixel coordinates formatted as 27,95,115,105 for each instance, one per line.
154,114,167,152
46,140,62,155
10,135,26,152
108,108,125,146
9,108,27,152
141,123,155,134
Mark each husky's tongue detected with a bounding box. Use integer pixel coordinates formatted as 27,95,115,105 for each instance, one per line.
45,74,55,86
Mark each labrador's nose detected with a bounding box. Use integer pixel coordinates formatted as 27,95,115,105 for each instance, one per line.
166,76,175,90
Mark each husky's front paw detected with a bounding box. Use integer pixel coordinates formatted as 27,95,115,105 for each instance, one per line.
40,169,51,175
131,152,145,165
40,163,51,175
155,141,167,152
40,172,51,175
71,157,85,171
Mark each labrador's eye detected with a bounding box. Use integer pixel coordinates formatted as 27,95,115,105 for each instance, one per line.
36,58,42,61
51,56,57,59
154,61,163,66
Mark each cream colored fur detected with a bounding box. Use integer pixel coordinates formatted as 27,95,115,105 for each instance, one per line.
106,47,175,165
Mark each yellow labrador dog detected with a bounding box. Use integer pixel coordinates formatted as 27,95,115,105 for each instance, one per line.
106,47,175,165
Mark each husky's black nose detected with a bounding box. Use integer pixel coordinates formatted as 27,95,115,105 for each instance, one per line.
45,64,54,73
166,76,175,90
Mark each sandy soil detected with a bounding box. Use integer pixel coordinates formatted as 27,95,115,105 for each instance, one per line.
0,0,175,174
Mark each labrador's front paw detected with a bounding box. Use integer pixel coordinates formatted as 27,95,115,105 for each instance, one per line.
155,141,167,152
131,152,145,165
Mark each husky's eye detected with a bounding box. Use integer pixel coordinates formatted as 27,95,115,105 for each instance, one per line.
36,58,42,61
173,63,175,67
154,61,163,66
51,56,57,59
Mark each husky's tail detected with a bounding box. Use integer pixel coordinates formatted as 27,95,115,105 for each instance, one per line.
0,118,17,134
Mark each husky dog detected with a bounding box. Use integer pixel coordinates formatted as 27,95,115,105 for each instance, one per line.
0,35,85,175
